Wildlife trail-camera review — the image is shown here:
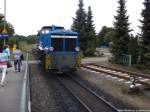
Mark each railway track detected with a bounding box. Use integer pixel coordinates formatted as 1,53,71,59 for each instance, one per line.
56,74,119,112
81,63,150,88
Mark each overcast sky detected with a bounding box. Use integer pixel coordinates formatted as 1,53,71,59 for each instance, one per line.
0,0,143,36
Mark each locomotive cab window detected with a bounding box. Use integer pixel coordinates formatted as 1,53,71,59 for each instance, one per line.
51,37,63,51
65,38,76,52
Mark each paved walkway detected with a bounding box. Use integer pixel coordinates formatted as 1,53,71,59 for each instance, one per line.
0,61,25,112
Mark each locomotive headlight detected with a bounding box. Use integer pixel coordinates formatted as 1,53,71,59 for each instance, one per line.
45,47,49,50
75,46,80,52
49,47,54,51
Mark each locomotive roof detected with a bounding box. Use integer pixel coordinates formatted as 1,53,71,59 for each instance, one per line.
50,30,78,36
42,26,64,30
40,25,78,36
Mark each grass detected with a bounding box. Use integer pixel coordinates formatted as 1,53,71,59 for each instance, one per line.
108,58,150,73
117,83,145,97
18,42,36,60
19,42,35,51
106,61,150,74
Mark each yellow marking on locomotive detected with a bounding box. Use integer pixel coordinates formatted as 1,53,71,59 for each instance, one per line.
45,54,51,70
76,55,81,67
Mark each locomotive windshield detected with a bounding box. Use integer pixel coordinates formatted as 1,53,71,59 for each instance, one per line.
51,38,63,51
65,38,76,52
51,35,77,52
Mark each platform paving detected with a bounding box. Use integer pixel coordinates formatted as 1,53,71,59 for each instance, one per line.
0,61,25,112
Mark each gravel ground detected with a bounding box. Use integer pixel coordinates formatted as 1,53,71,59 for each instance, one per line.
30,64,88,112
70,70,135,110
73,68,150,110
30,50,150,111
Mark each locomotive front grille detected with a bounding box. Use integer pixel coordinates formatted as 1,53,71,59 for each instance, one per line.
51,54,76,71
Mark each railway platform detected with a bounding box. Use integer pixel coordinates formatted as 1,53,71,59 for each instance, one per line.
0,61,26,112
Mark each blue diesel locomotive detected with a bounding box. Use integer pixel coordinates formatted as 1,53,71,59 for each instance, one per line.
38,25,81,72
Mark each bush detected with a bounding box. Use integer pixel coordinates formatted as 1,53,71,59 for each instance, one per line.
144,53,150,59
94,50,104,57
84,47,95,56
133,64,146,70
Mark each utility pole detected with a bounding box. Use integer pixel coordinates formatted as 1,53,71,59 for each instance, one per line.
3,0,6,46
4,0,6,23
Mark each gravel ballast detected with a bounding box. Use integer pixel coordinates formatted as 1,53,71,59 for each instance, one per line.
30,64,88,112
73,68,150,110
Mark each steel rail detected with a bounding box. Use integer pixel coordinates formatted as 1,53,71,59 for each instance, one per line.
67,74,119,112
87,63,150,79
56,75,93,112
56,74,119,112
81,64,150,87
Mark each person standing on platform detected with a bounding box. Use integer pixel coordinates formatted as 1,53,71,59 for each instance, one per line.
0,47,9,86
3,45,10,57
12,46,22,72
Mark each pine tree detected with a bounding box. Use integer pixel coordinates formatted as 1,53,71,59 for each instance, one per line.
111,0,131,60
128,35,138,64
85,6,96,56
97,26,115,47
140,0,150,65
71,0,87,54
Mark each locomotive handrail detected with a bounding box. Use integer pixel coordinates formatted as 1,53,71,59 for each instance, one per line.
20,50,31,112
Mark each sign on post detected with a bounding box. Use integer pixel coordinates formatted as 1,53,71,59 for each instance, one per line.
0,27,10,38
0,34,10,38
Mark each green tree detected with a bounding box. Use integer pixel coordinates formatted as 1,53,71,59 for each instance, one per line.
0,14,4,46
128,35,138,64
0,14,4,26
8,37,19,44
8,35,27,46
71,0,87,54
97,26,115,47
0,14,14,48
140,0,150,65
26,35,38,44
6,23,15,35
111,0,131,60
104,29,115,43
97,26,107,46
85,6,96,56
0,14,14,35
